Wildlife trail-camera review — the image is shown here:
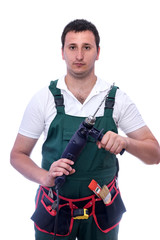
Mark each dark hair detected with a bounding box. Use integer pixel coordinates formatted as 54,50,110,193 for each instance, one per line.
61,19,100,51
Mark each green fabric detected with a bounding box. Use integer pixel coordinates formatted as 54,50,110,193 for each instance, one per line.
36,80,120,239
35,220,119,240
42,80,118,199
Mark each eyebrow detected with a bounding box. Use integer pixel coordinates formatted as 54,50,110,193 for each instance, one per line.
67,43,93,46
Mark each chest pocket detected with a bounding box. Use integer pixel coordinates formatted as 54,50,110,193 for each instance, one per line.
63,131,95,143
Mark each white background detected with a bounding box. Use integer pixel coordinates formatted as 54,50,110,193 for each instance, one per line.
0,0,160,239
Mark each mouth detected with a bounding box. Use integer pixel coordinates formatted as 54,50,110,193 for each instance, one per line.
73,62,85,67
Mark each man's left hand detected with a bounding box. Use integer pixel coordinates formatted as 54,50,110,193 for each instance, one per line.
97,131,127,155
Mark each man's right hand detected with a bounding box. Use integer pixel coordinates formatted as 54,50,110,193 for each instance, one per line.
10,134,76,187
42,159,75,187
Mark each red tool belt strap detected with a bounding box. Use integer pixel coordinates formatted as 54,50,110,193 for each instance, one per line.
31,178,126,236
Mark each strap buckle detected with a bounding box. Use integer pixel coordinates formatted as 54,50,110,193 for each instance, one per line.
54,94,64,107
73,209,89,220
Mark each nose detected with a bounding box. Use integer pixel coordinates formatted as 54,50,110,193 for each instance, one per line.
76,49,84,61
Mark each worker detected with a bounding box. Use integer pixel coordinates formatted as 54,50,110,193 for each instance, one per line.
10,19,160,240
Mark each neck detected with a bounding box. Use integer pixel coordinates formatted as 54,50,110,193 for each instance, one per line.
65,74,97,104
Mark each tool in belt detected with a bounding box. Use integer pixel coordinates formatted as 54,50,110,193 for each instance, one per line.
31,177,126,237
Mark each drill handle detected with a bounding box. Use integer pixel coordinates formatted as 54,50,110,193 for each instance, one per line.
88,127,104,141
55,123,89,189
54,152,76,189
89,127,125,155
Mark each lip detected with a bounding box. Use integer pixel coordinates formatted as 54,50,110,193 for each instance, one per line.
74,63,85,67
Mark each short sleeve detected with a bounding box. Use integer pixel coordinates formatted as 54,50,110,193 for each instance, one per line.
113,89,146,134
19,87,49,139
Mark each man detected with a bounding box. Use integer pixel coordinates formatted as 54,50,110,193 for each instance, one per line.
10,19,160,240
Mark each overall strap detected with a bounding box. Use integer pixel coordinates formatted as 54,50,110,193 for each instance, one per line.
104,86,119,116
49,80,65,114
104,85,119,177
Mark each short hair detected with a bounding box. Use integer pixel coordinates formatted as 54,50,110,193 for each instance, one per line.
61,19,100,51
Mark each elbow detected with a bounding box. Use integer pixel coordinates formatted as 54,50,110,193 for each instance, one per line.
155,145,160,164
10,149,18,169
148,156,160,166
156,160,160,165
141,145,160,165
148,147,160,165
144,158,160,165
10,150,15,167
152,158,160,165
155,152,160,165
149,142,160,165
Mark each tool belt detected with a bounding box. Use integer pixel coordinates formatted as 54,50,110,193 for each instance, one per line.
31,177,126,237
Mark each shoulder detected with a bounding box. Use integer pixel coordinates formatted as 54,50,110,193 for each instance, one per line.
115,88,131,105
114,87,138,116
27,85,55,111
95,77,145,134
18,84,56,139
113,88,146,134
31,86,51,103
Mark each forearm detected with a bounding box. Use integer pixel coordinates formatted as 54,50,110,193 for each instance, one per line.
10,152,48,185
98,127,160,165
10,151,75,187
125,137,160,165
10,134,74,187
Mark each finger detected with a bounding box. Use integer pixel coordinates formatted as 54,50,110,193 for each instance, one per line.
97,131,126,155
109,140,120,154
69,168,76,175
52,171,64,178
56,158,74,166
103,136,115,152
60,158,74,165
57,159,75,175
96,141,102,149
53,166,72,175
97,137,111,150
109,139,126,155
115,145,126,155
52,160,74,172
100,135,109,147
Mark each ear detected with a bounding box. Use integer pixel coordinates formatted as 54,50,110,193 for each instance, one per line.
61,48,65,60
96,46,100,60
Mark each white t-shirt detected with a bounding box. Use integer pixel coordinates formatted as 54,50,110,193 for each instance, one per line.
19,76,145,140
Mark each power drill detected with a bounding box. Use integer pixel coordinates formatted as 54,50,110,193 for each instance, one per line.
55,83,125,190
54,115,104,189
55,118,125,189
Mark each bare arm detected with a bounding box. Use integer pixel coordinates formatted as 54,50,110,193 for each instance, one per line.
126,126,160,164
10,134,75,186
97,126,160,165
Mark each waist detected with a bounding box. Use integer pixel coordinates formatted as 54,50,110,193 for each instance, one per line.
66,167,117,181
53,168,118,199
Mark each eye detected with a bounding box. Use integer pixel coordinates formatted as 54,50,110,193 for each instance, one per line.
69,45,76,50
84,45,91,50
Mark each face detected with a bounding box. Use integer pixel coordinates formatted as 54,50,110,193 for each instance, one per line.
62,30,100,79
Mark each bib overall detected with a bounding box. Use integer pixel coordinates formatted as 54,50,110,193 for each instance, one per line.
32,80,126,240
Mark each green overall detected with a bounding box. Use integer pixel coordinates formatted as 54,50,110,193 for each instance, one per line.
33,80,125,240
